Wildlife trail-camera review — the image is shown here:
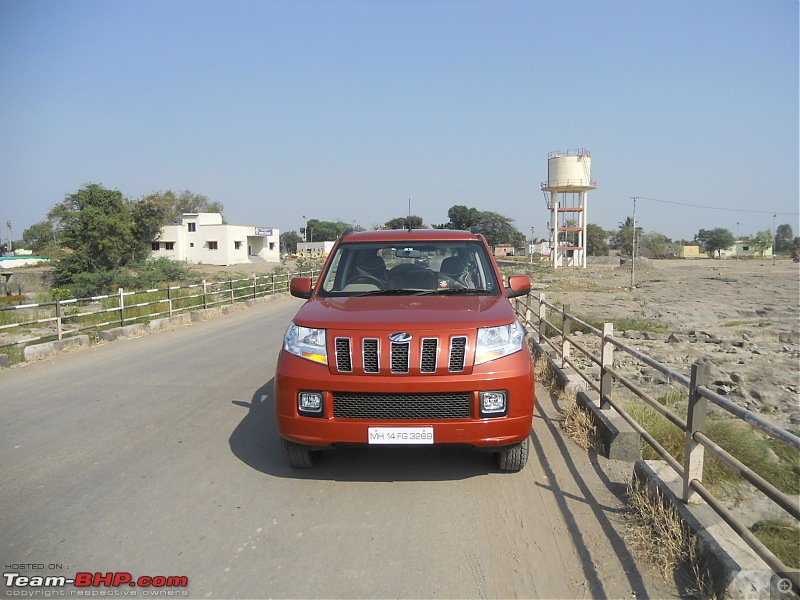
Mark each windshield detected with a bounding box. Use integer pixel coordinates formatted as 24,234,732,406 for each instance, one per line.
317,240,501,297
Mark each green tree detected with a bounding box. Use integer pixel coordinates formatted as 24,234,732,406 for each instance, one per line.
439,205,524,247
22,220,59,254
775,224,794,254
385,215,424,230
53,184,136,286
280,231,302,254
302,219,352,242
586,224,609,256
140,190,224,224
610,217,642,256
695,227,735,258
749,230,774,258
128,196,171,262
639,232,671,258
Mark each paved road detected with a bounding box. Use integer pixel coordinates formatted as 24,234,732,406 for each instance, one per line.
1,297,678,599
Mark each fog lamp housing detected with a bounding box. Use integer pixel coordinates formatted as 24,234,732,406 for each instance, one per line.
480,390,508,417
298,391,324,417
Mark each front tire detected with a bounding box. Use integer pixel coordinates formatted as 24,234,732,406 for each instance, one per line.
494,437,529,472
280,437,322,468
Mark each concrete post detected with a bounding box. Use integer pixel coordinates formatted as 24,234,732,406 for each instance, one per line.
600,322,614,409
684,362,710,504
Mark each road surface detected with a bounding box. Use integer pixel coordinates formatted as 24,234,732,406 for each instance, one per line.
1,297,678,598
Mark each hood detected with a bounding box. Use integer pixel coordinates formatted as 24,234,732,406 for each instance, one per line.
293,294,516,331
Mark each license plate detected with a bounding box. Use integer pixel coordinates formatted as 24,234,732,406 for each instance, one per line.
368,427,434,445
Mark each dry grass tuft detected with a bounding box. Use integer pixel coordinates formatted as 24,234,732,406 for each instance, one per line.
626,480,719,599
560,391,601,452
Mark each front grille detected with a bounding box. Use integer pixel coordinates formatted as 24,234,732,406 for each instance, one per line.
333,392,471,420
332,334,469,374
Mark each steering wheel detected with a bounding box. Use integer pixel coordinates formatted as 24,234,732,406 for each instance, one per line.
349,274,386,289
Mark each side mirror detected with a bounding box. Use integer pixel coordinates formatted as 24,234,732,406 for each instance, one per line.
290,277,313,299
505,275,530,299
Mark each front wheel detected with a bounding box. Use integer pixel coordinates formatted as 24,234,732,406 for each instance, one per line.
494,437,529,472
280,437,323,468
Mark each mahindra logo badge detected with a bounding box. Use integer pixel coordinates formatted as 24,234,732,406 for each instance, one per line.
389,332,413,343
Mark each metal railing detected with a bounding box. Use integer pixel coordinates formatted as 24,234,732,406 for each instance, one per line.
514,291,800,588
0,270,321,352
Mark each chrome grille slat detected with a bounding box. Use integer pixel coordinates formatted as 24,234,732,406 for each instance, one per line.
449,336,467,372
420,338,438,373
363,338,379,373
335,337,352,372
333,392,470,419
390,341,410,373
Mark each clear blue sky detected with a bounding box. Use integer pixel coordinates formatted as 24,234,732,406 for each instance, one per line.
1,0,797,243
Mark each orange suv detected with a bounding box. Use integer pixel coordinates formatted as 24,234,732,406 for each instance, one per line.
274,228,535,471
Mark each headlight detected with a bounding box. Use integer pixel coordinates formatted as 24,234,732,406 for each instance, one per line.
284,323,328,365
475,321,525,365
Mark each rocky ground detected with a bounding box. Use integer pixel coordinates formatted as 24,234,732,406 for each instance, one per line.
526,257,800,432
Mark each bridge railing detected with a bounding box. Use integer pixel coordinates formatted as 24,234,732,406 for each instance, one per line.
0,269,321,352
514,291,800,588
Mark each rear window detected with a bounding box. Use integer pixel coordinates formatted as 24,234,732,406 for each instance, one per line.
318,240,501,296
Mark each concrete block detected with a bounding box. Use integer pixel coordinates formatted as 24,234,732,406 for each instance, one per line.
577,391,642,462
24,335,90,361
148,314,190,331
0,353,10,369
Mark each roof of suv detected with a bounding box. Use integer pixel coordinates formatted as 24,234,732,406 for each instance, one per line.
341,229,482,243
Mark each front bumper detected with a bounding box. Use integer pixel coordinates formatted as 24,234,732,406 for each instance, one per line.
274,349,535,449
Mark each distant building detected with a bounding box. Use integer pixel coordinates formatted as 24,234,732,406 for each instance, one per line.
719,240,773,259
154,213,280,266
679,245,703,259
296,241,335,258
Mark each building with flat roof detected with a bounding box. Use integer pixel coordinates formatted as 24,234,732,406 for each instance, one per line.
153,213,280,266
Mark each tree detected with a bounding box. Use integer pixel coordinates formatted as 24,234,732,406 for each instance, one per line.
301,219,352,242
280,231,302,254
586,224,609,256
639,232,670,258
53,184,136,286
22,220,59,254
385,215,424,230
140,190,224,224
695,228,735,258
775,224,794,254
128,196,171,262
610,217,642,257
749,230,773,258
439,205,525,247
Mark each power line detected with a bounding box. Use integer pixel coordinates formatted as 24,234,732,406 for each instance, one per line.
635,196,799,216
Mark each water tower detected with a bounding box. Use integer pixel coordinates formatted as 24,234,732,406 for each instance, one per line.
540,149,596,269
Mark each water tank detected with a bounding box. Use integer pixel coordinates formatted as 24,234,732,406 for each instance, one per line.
543,149,596,190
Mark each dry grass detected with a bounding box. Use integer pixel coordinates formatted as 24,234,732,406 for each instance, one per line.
560,392,601,452
626,480,719,599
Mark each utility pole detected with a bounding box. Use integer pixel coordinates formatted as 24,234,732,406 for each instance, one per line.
530,226,535,264
736,222,740,261
630,198,637,291
772,214,777,265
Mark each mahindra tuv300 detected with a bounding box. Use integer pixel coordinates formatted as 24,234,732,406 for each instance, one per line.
274,228,535,471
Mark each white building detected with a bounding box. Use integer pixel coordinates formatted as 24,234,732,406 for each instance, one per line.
153,213,280,266
296,241,335,258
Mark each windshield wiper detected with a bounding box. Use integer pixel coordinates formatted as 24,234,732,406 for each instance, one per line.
412,288,490,296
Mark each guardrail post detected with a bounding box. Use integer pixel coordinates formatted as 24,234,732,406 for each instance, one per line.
167,286,173,317
271,273,275,295
600,322,614,409
229,278,235,304
118,287,125,327
561,303,571,368
538,293,546,344
684,362,710,504
55,295,63,341
202,280,208,309
252,274,257,299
